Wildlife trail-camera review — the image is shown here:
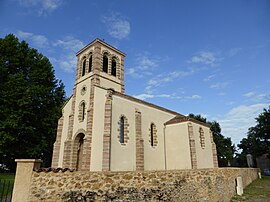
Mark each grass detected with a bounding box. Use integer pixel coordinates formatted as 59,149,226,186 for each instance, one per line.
0,173,15,181
0,173,15,198
231,176,270,202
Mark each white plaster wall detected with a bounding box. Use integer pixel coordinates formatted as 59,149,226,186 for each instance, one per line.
110,95,176,171
76,72,94,85
99,73,122,92
58,97,72,167
110,97,136,171
165,123,192,170
192,123,214,168
72,79,91,139
90,87,107,171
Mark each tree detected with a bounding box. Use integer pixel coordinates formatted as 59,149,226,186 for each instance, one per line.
237,106,270,165
188,114,235,167
0,34,65,171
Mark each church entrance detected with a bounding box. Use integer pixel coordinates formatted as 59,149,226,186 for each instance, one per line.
75,133,85,171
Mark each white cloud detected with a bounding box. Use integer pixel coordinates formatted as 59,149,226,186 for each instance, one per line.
56,54,77,73
42,0,62,11
210,82,229,90
243,91,255,97
203,74,215,82
188,95,202,99
218,103,270,144
53,36,84,52
145,69,195,93
137,55,158,70
17,31,49,48
126,54,159,78
243,91,269,102
52,36,85,72
189,51,217,66
134,93,201,101
18,0,63,15
134,94,155,100
126,68,145,78
134,93,178,100
102,13,130,40
16,31,84,73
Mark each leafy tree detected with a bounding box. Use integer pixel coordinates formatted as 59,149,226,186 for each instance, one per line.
0,34,65,171
237,106,270,165
188,114,235,167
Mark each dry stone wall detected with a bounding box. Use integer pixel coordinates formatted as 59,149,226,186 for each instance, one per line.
29,168,258,202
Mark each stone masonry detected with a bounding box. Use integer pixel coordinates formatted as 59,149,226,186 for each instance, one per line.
28,168,259,202
188,123,197,169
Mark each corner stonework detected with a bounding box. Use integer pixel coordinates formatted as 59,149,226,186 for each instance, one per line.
52,116,64,167
188,122,197,169
135,109,144,170
210,131,218,168
63,87,77,168
102,89,113,171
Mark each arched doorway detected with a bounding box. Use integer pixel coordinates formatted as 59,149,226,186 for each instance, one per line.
75,133,85,171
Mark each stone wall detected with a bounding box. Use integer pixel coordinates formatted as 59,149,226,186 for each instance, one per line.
28,168,259,202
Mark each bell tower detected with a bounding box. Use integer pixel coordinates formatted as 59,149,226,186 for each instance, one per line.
75,38,125,93
56,38,126,171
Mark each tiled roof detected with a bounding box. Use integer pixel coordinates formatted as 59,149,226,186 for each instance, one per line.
76,38,126,56
34,167,75,173
164,115,211,127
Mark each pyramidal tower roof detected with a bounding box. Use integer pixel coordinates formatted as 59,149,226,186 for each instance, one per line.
76,38,126,56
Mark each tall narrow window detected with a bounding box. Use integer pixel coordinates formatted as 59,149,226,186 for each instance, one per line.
120,116,124,144
103,54,108,73
150,123,154,147
82,59,86,76
149,123,157,147
111,58,117,76
88,55,92,72
78,101,86,122
82,102,85,121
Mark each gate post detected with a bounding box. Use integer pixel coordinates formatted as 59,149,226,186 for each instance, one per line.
12,159,42,202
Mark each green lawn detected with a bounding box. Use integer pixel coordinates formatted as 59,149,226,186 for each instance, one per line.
231,176,270,202
0,173,15,181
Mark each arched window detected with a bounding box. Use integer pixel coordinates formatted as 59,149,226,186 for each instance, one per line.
81,102,85,121
103,54,108,73
150,123,154,146
111,57,117,76
120,116,124,144
199,127,205,149
149,123,157,147
78,101,86,122
82,59,86,76
88,55,92,72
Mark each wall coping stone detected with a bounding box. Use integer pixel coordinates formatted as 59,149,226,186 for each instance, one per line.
15,159,43,163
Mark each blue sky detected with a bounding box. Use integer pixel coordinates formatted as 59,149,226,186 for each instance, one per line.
1,0,270,145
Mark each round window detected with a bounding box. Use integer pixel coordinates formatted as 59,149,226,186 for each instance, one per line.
81,86,86,95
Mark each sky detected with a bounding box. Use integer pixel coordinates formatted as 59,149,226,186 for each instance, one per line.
1,0,270,146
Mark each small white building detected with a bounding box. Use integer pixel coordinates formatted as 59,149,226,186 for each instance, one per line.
52,38,218,171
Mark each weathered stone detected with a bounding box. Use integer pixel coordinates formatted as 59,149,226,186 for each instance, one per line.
28,168,259,202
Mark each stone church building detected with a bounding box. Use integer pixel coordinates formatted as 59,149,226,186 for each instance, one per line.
52,38,218,171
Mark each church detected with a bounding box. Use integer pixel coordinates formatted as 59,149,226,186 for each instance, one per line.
51,38,218,171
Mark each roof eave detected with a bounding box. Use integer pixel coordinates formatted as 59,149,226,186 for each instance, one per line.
76,38,126,56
